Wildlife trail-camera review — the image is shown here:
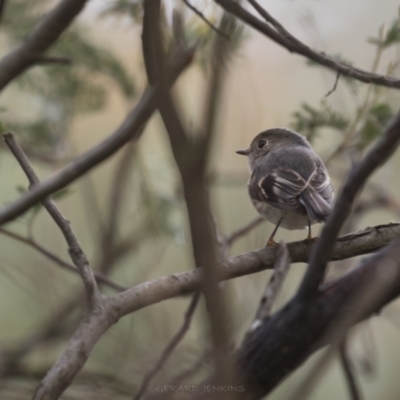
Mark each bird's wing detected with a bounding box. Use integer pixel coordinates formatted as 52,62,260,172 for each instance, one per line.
256,165,334,220
297,163,334,222
257,169,308,215
307,163,334,207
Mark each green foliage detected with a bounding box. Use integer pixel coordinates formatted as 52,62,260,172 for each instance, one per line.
294,14,400,152
101,0,142,22
291,102,349,142
0,0,135,158
368,18,400,49
359,103,394,149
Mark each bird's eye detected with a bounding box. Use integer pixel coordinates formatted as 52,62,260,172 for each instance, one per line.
258,140,267,149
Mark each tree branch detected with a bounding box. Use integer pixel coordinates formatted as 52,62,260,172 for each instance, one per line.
214,0,400,88
141,1,236,389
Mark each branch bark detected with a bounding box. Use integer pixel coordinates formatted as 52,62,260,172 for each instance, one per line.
214,0,400,88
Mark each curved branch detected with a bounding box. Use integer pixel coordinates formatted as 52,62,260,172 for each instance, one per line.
214,0,400,88
0,46,195,226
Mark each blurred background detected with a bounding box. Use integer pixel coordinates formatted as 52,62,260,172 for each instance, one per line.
1,0,400,398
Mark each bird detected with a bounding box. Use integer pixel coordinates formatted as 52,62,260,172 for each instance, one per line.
236,128,334,246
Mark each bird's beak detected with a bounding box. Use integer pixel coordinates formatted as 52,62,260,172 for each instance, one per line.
236,148,250,156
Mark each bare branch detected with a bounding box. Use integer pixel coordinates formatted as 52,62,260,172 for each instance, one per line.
325,71,341,97
4,133,99,306
214,0,400,88
0,46,195,226
0,0,88,91
298,110,400,299
0,228,127,292
133,291,201,400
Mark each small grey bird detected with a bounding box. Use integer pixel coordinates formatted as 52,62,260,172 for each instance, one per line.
236,128,334,246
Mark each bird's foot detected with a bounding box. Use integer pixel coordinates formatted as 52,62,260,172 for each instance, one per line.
266,238,278,247
305,235,319,242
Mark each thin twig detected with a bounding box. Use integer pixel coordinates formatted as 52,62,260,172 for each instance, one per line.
183,0,229,39
0,228,127,292
248,242,290,333
4,133,99,306
214,0,400,88
325,71,341,97
133,291,201,400
339,339,363,400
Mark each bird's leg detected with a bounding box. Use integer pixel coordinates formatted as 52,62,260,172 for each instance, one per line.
307,221,312,240
266,218,283,247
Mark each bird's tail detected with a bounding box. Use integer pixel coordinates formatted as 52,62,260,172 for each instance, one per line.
300,188,332,222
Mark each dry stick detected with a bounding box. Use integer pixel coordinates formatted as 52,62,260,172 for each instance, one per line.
339,339,363,400
298,110,400,300
0,228,127,292
0,0,89,91
182,0,229,39
0,46,195,226
325,71,341,97
248,242,290,333
4,133,99,306
133,291,201,400
141,2,236,391
214,0,400,88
